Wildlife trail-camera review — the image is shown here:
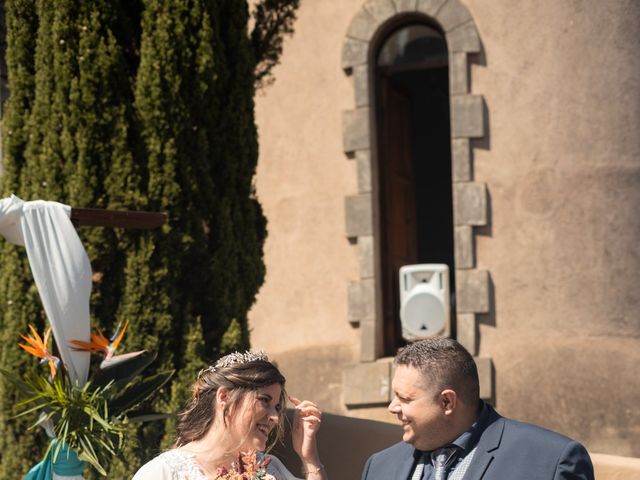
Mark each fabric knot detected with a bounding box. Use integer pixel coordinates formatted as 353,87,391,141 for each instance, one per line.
430,446,458,480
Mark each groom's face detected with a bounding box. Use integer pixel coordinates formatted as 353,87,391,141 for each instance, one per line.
388,364,449,451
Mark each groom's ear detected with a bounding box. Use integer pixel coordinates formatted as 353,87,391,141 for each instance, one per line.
440,389,457,416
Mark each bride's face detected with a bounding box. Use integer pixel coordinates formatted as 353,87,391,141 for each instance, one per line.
231,383,283,452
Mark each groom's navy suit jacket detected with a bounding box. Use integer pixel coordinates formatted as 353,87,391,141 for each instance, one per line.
361,405,594,480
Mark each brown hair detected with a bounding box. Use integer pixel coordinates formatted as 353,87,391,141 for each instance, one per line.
395,337,479,404
175,358,287,450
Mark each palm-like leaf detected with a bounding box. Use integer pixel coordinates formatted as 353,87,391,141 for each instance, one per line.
126,412,174,423
93,350,156,390
0,368,37,396
108,370,174,417
10,374,123,474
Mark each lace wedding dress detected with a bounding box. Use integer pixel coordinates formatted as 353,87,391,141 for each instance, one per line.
132,449,302,480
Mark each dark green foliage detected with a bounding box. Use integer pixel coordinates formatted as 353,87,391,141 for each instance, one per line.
0,1,51,476
251,0,300,88
0,0,140,474
0,0,299,477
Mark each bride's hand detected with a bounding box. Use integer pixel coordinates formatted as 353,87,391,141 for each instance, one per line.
289,396,323,471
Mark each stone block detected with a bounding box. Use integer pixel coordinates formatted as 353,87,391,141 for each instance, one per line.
343,108,371,153
353,65,370,108
393,0,418,12
416,0,448,17
364,0,397,24
345,193,373,238
358,235,375,279
454,225,474,269
348,278,375,324
453,182,487,226
452,138,471,181
456,269,489,313
356,149,372,193
474,356,493,401
346,7,378,42
343,360,392,405
436,0,473,31
457,313,476,355
447,21,481,53
449,52,468,95
341,37,369,73
451,95,484,138
359,321,377,362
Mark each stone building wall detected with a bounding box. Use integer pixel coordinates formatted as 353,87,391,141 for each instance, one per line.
249,0,640,457
468,0,640,457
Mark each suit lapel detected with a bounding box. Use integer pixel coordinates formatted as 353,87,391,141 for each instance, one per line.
463,408,505,480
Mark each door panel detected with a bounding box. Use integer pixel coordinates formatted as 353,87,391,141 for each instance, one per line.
378,75,417,354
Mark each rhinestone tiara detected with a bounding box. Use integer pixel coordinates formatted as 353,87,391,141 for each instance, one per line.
198,350,269,378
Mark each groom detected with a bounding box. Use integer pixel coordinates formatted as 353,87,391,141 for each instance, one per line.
361,338,594,480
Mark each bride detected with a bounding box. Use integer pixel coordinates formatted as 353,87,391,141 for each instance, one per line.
132,351,327,479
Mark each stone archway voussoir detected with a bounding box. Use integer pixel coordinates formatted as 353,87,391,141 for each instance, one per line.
416,0,448,17
447,21,481,53
342,37,369,73
392,0,418,12
363,0,397,24
435,0,473,32
346,7,379,42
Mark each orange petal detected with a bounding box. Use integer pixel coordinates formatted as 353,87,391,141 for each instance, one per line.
69,340,104,352
20,334,43,351
27,324,44,346
48,358,57,380
20,335,47,350
91,331,110,349
19,343,46,358
110,320,129,351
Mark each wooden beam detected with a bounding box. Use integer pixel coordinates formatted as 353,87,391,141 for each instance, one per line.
70,208,167,229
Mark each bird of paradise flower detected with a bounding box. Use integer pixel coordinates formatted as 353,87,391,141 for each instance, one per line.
19,325,60,380
10,320,173,476
69,320,144,368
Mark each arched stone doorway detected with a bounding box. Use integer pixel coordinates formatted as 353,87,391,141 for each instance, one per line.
341,0,493,408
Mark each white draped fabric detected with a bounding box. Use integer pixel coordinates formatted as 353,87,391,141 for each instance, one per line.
1,195,90,479
0,194,91,386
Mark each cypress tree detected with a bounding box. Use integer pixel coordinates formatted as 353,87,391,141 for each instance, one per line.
0,0,139,475
0,0,300,476
0,1,48,476
106,0,213,472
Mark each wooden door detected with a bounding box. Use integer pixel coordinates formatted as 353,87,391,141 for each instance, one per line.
377,75,417,355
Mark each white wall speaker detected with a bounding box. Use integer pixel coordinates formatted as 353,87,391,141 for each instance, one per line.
399,264,450,341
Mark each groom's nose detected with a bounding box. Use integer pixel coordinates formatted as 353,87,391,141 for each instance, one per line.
388,396,401,414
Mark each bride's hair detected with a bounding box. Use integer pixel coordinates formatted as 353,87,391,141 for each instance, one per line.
174,356,287,449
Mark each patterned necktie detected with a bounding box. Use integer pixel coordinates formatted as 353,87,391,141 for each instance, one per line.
410,452,428,480
430,447,458,480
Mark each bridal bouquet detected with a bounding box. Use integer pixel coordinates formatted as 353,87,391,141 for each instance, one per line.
1,320,173,476
214,451,276,480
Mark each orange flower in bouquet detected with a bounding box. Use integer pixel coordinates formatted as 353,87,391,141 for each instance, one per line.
214,451,275,480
